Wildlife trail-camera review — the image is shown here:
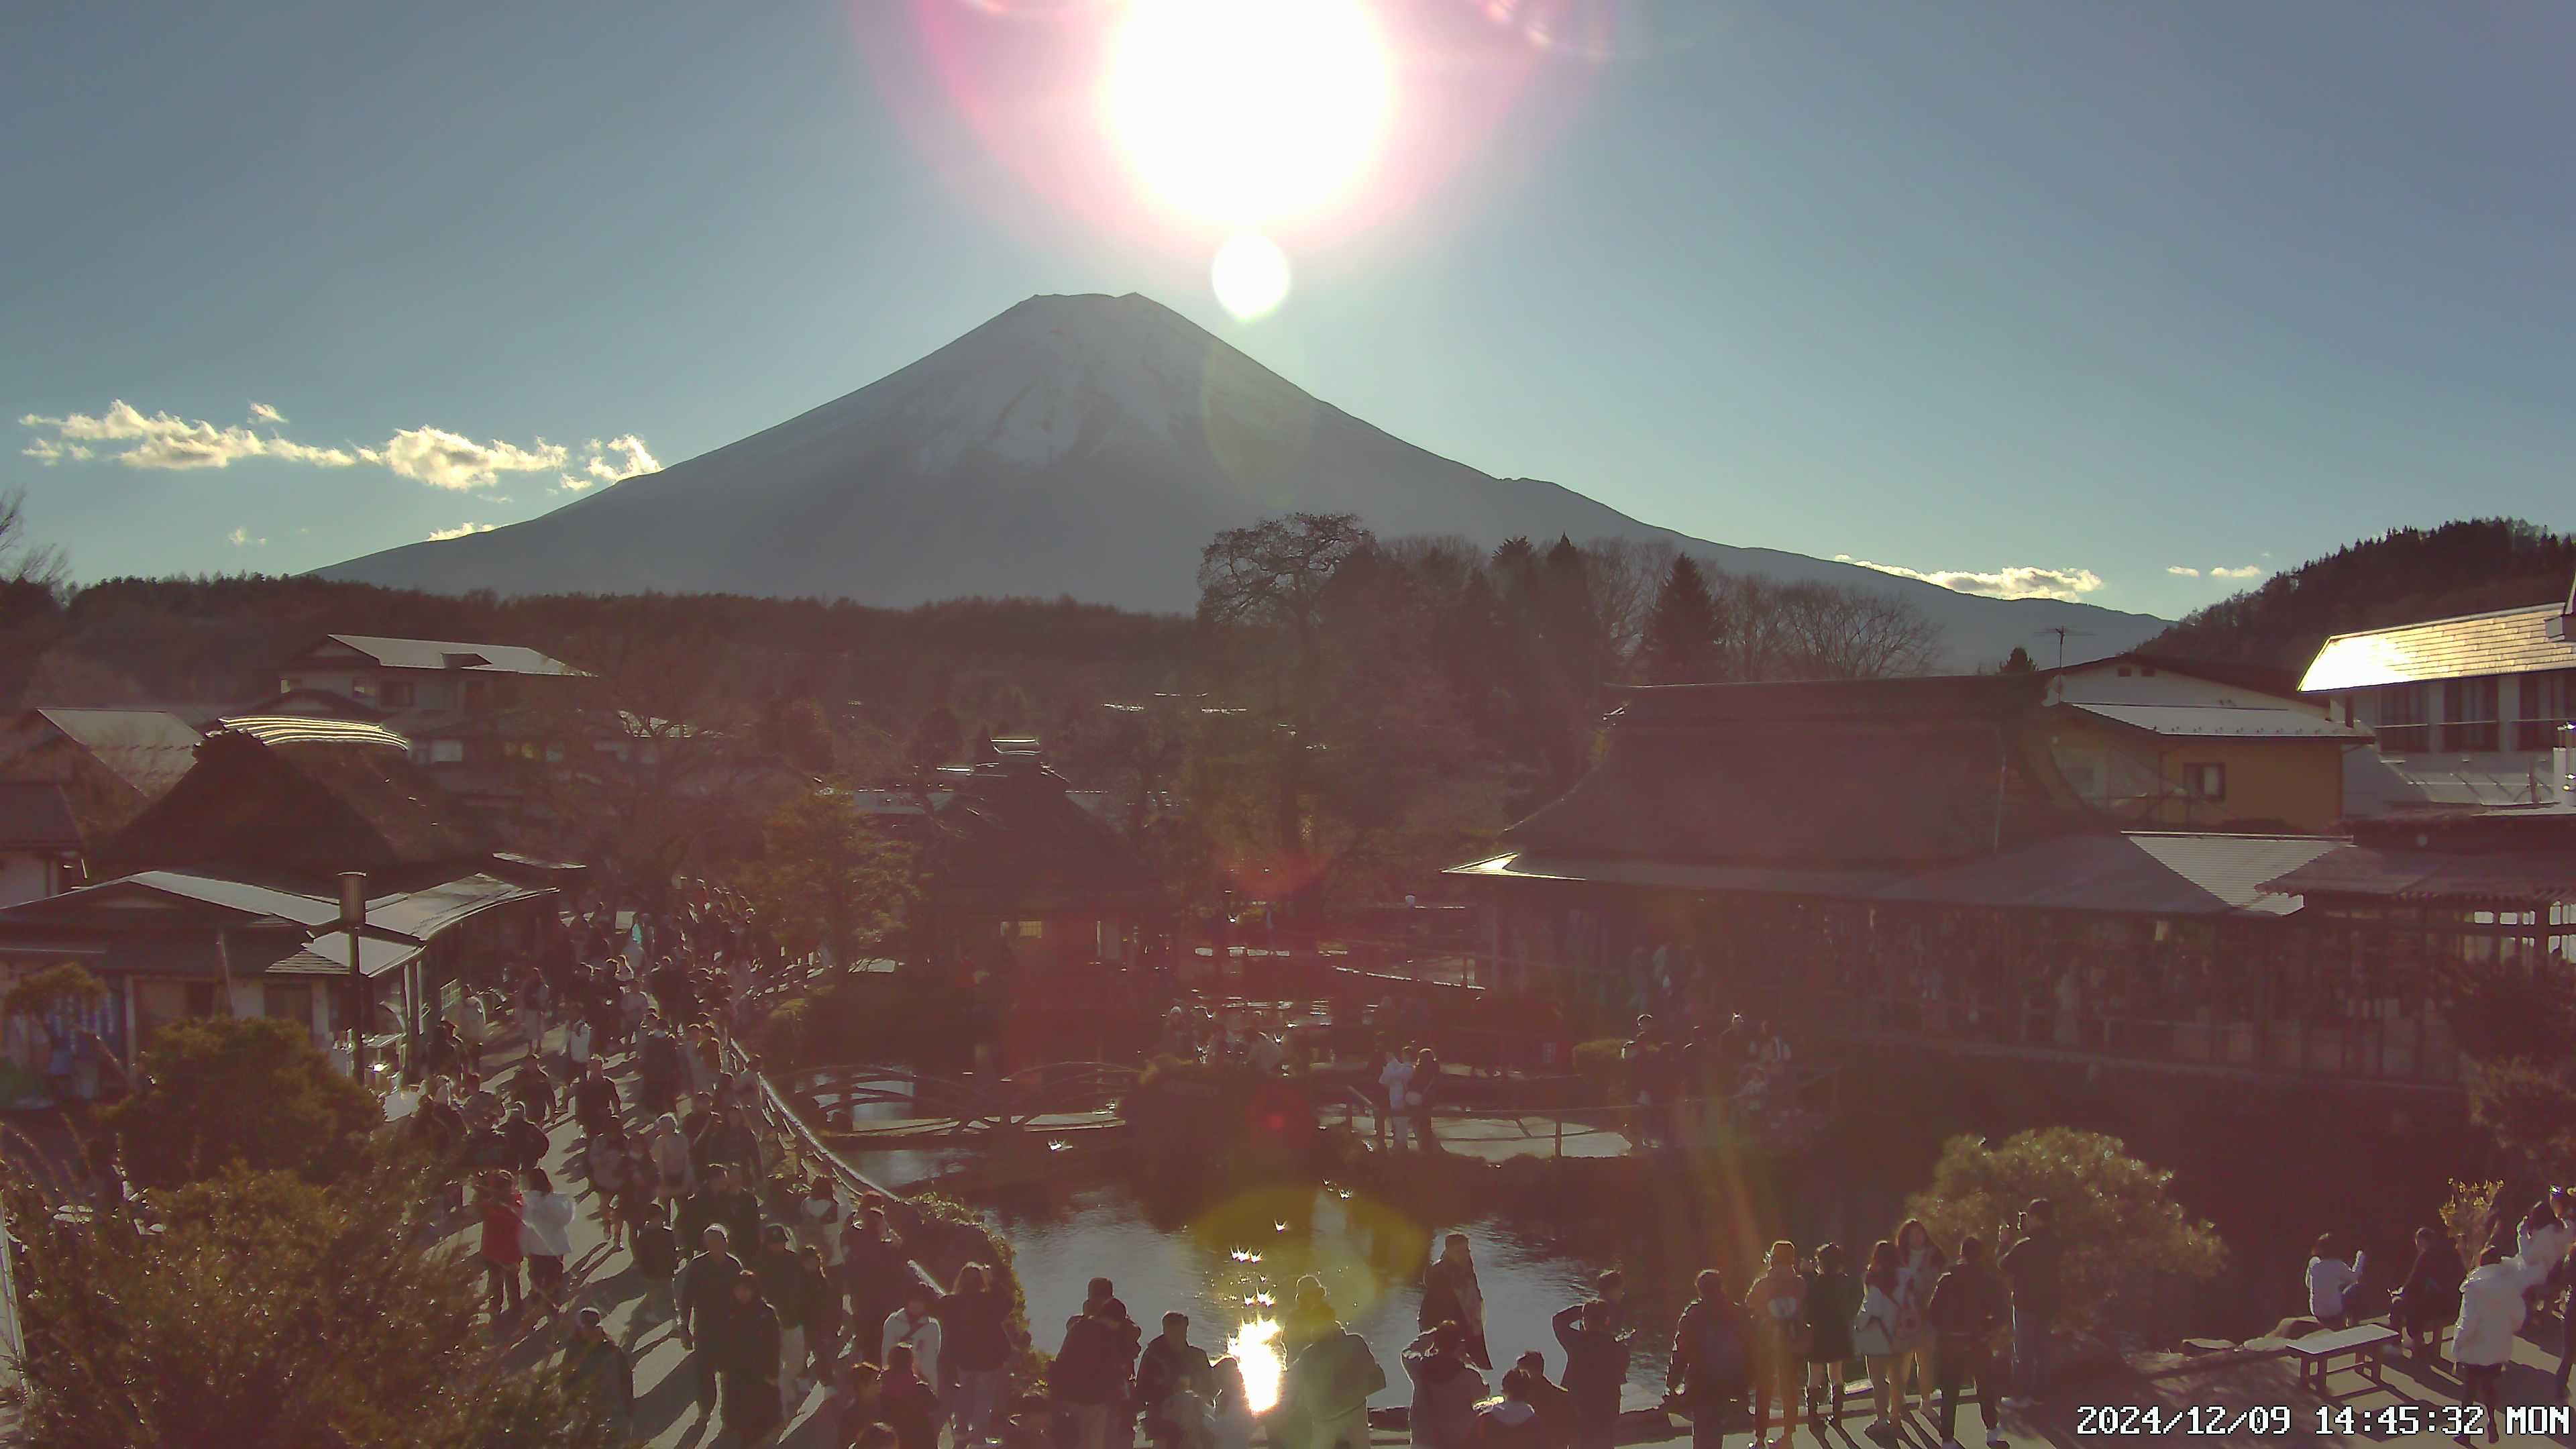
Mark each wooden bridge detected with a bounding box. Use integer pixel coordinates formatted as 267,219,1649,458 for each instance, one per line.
782,1060,1143,1147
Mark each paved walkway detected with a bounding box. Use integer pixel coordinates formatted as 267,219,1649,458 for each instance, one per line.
443,1030,856,1449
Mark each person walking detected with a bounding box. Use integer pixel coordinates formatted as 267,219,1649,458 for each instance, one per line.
1744,1242,1807,1449
1927,1236,2006,1449
572,1059,620,1145
1804,1242,1860,1430
880,1344,943,1449
2454,1242,2520,1446
1852,1242,1905,1444
680,1224,749,1424
941,1261,1018,1441
2306,1234,2365,1330
650,1111,694,1199
845,1205,914,1339
1550,1273,1631,1449
631,1197,683,1324
474,1169,525,1318
1404,1320,1489,1449
719,1274,786,1443
798,1244,845,1384
499,1099,550,1176
1890,1219,1947,1419
1998,1199,2059,1409
1137,1311,1217,1449
520,1167,576,1318
882,1284,945,1396
567,1307,635,1443
1053,1294,1137,1449
1423,1234,1492,1368
1663,1269,1748,1449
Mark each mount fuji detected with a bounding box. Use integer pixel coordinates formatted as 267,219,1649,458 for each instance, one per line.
322,292,2163,665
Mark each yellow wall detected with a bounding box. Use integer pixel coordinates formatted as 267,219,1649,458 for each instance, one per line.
2048,719,2347,833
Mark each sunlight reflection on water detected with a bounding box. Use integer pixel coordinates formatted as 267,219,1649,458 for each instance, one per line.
1222,1316,1285,1413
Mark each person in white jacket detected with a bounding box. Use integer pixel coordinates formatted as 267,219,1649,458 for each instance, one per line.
883,1285,944,1390
2305,1235,2365,1328
2453,1246,2522,1445
519,1166,578,1318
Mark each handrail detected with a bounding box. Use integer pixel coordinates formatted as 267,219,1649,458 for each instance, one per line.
725,1038,941,1294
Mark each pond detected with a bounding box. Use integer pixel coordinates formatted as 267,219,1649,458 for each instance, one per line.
976,1177,1664,1413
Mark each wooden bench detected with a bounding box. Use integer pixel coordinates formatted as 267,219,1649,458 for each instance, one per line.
2285,1323,2398,1396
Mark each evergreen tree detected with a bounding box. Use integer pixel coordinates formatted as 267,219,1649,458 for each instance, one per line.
1998,645,2037,674
1642,556,1721,684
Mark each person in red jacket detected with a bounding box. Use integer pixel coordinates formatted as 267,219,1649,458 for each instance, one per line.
474,1169,525,1316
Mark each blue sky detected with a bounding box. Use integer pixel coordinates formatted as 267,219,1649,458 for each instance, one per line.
5,1,2571,620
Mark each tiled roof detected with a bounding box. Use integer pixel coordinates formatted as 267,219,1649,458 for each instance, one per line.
2263,847,2576,904
2065,702,2371,740
2299,602,2575,692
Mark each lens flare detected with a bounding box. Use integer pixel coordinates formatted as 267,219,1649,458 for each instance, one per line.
1105,0,1392,227
1224,1316,1285,1413
1211,233,1292,319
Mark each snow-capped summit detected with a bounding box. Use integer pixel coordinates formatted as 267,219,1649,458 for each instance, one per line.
322,292,2164,665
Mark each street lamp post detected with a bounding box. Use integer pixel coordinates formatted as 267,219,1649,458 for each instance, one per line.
339,871,368,1083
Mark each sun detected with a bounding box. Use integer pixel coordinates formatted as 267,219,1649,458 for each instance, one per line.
1104,0,1393,229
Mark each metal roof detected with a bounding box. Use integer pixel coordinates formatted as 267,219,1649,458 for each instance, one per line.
215,716,414,749
23,708,204,799
0,782,80,852
1448,852,1902,898
2065,702,2373,741
1452,833,2349,918
315,634,586,677
2263,847,2576,904
2299,602,2576,692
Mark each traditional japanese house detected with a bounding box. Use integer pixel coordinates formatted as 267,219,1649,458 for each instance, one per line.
1445,674,2516,1089
0,716,573,1075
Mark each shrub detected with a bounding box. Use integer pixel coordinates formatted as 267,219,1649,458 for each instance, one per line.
1904,1127,2224,1338
103,1016,381,1189
1569,1038,1631,1098
2441,1179,2505,1263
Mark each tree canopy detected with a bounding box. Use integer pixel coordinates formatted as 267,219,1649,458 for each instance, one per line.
103,1016,381,1189
1904,1127,2224,1336
9,1163,612,1449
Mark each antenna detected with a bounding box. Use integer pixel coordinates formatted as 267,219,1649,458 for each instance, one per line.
2039,625,2092,669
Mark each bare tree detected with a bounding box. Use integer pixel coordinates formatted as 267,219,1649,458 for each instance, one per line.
0,487,68,606
1580,538,1679,664
1712,574,1939,681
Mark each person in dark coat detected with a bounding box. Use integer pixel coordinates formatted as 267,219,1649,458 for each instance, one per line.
1803,1242,1861,1428
498,1101,549,1177
880,1344,943,1449
1135,1309,1216,1449
1511,1351,1574,1449
571,1060,621,1144
1927,1236,2007,1449
1422,1234,1491,1368
1664,1270,1747,1449
1550,1272,1631,1449
718,1274,786,1440
566,1307,635,1440
2396,1226,2465,1360
844,1205,916,1333
679,1224,749,1420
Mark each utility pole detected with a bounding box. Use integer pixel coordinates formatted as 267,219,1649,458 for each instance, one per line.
2040,626,2091,669
340,871,368,1084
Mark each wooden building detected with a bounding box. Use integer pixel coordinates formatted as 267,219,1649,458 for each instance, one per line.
0,716,570,1076
1448,676,2573,1089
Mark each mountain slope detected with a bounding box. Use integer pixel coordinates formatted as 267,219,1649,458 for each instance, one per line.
324,292,2165,667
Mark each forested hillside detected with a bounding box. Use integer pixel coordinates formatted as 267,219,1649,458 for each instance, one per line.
2148,519,2574,674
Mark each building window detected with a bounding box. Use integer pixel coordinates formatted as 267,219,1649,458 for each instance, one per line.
2516,669,2576,751
2185,763,2226,801
2444,676,2500,752
2376,683,2430,753
1015,920,1044,938
429,739,464,764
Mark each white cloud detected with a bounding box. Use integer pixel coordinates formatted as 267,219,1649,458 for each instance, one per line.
18,400,358,471
21,402,658,509
358,428,569,491
225,527,266,547
2210,564,2265,579
2165,566,2200,577
1835,555,2105,602
586,434,660,484
427,522,498,541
